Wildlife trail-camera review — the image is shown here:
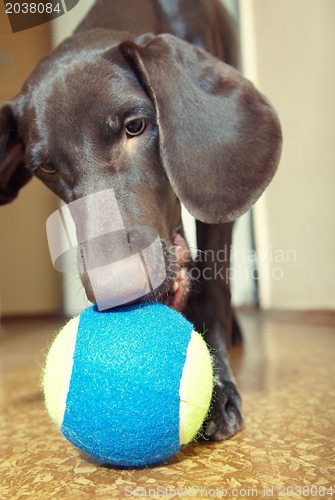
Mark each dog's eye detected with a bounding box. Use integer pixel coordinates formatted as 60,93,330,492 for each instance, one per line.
39,164,56,174
125,118,146,137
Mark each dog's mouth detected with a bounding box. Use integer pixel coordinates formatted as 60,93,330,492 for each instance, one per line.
159,233,190,311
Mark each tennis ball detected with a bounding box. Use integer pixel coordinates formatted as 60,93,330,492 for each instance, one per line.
43,302,213,467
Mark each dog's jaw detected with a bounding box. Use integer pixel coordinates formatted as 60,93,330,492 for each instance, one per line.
162,233,190,311
170,233,190,310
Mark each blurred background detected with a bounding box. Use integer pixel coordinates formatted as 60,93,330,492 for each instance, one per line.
0,0,334,319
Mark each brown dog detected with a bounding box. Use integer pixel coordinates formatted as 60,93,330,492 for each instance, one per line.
0,0,281,440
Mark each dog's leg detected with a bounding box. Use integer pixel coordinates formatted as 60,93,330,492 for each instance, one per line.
184,221,244,440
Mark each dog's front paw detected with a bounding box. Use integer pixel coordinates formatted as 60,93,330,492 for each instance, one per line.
204,380,244,441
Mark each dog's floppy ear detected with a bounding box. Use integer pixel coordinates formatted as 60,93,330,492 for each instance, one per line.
0,103,31,205
121,34,282,224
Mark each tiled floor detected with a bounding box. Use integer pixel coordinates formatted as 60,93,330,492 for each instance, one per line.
0,310,334,499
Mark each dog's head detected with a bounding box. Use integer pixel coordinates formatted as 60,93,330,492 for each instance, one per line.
0,30,282,310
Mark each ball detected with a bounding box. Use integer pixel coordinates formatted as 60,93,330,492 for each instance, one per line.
43,302,213,467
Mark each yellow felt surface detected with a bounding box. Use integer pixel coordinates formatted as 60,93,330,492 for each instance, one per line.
179,330,213,444
43,316,79,425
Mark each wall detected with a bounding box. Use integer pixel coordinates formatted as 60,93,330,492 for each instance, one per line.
240,0,335,309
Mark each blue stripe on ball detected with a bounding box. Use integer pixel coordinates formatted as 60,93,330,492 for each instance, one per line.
61,302,193,467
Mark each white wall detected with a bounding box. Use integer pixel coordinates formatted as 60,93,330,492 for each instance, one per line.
240,0,335,310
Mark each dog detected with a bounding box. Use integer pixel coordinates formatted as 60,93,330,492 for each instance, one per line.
0,0,282,441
